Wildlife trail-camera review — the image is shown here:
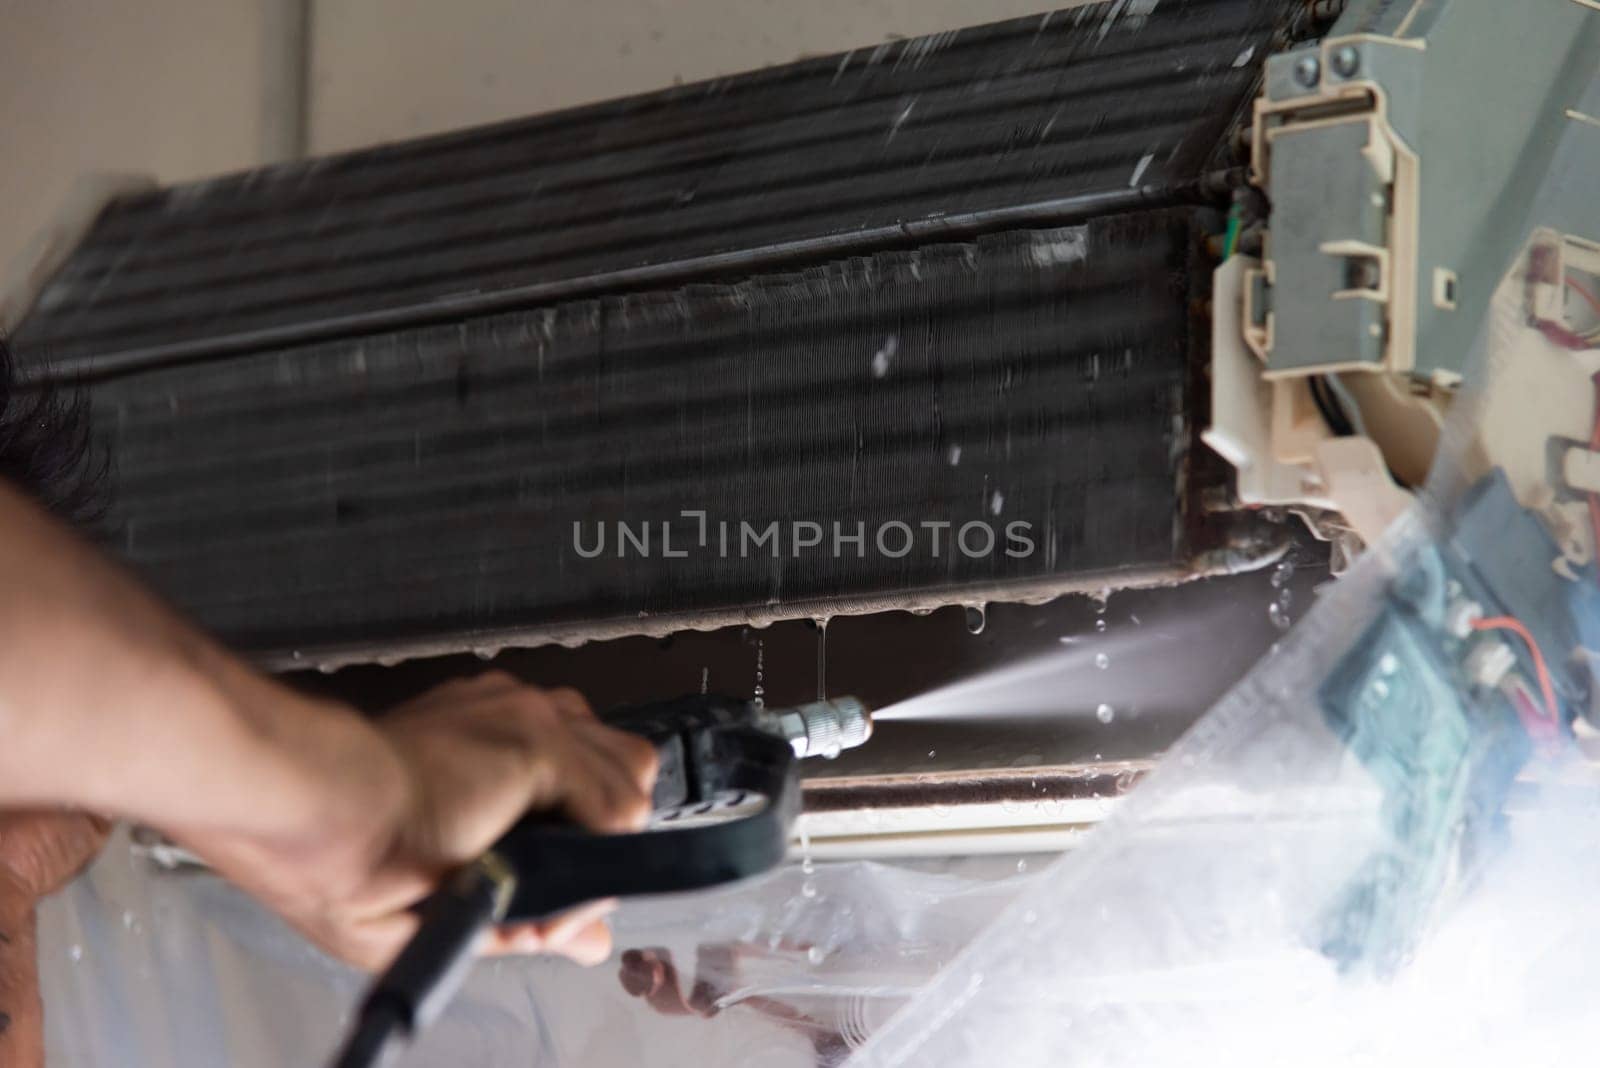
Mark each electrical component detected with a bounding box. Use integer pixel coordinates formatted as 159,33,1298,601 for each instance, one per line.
1462,637,1515,690
1315,468,1585,976
1317,545,1531,977
1470,617,1559,732
1443,597,1484,640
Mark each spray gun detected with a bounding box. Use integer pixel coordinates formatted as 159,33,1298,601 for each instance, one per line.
332,693,872,1068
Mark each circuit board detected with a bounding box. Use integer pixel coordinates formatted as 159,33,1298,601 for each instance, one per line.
1314,471,1569,975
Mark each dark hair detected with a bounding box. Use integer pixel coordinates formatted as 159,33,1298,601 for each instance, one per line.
0,335,110,523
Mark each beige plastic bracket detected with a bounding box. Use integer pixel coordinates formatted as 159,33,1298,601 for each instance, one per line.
1206,256,1412,550
1250,43,1421,377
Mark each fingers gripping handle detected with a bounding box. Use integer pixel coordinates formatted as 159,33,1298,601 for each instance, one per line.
331,854,516,1068
331,694,866,1068
496,714,799,921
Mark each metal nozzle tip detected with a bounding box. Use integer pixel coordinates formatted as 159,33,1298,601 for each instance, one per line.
778,696,873,759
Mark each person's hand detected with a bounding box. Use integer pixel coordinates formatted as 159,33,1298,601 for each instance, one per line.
619,944,851,1062
174,672,657,972
620,946,725,1018
0,809,111,905
619,943,818,1020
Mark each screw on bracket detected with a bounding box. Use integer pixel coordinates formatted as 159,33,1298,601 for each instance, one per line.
1293,53,1322,88
1331,45,1361,79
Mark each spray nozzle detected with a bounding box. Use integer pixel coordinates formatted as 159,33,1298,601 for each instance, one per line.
764,696,873,758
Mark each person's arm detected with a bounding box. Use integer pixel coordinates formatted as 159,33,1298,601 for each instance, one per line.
0,476,658,963
0,478,404,849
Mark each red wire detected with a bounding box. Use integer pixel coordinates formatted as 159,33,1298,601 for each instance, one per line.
1588,494,1600,588
1505,681,1560,748
1590,374,1600,587
1590,374,1600,451
1535,320,1594,351
1568,275,1600,321
1471,616,1560,733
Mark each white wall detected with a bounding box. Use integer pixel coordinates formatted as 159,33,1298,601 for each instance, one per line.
0,0,278,282
1,0,1084,293
308,0,1068,154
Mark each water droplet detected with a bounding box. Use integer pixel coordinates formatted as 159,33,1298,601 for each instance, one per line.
1094,617,1108,633
1096,703,1115,724
1370,678,1391,699
753,641,766,708
122,910,136,929
1016,858,1028,873
1271,563,1292,589
290,650,303,661
871,335,898,378
1094,652,1110,671
821,744,841,760
990,490,1005,516
815,618,829,701
1378,653,1399,676
801,856,815,875
927,749,937,758
1023,909,1038,925
1275,587,1293,611
474,646,498,661
1268,601,1292,630
801,881,819,899
69,944,83,962
947,444,963,466
700,666,710,694
965,605,987,634
807,945,825,965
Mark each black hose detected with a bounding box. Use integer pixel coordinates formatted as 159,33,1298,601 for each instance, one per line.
1309,375,1355,438
331,1000,408,1068
327,855,516,1068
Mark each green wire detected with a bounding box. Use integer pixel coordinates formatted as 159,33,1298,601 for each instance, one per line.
1222,201,1244,260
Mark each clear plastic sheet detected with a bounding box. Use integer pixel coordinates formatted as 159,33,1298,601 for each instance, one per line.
38,845,1030,1066
843,515,1600,1066
844,528,1401,1067
849,764,1600,1067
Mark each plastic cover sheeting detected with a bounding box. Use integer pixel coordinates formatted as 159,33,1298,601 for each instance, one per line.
38,844,1029,1066
845,516,1600,1067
